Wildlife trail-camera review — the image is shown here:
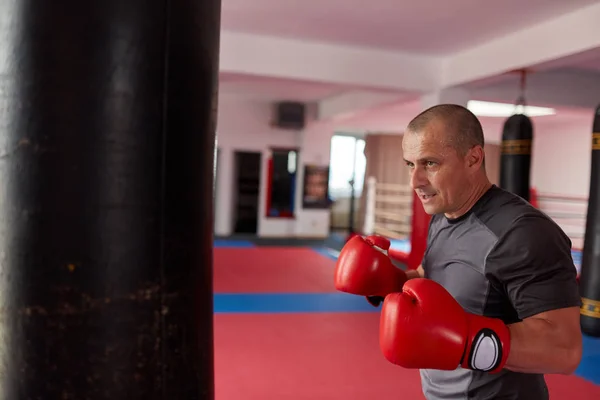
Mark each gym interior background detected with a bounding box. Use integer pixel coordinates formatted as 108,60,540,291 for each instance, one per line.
213,1,600,398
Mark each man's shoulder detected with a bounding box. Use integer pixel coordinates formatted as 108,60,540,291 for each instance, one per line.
478,188,572,260
427,185,567,246
473,186,557,239
428,186,548,235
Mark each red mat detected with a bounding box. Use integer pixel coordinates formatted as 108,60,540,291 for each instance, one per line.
214,247,336,293
215,313,600,400
215,313,424,399
546,374,600,399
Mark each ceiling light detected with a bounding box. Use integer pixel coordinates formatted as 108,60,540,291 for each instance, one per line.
467,100,556,118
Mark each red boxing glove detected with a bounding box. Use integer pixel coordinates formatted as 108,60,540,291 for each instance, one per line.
379,278,510,374
334,235,408,297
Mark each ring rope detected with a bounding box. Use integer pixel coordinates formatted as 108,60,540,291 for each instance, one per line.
364,177,413,240
365,178,588,252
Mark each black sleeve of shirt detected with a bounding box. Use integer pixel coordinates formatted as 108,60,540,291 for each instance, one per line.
485,215,581,320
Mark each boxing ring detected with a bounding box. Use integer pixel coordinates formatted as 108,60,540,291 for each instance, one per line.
527,189,586,274
362,177,413,242
363,177,586,275
362,177,429,271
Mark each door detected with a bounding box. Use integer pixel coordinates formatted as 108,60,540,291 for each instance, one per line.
233,151,261,234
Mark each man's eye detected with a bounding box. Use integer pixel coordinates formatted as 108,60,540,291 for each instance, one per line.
426,161,436,167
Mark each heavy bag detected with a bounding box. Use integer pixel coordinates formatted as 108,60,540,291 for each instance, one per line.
499,114,533,201
0,0,221,397
580,104,600,337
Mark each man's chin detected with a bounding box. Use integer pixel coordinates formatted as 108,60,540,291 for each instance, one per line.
420,201,439,215
422,206,437,215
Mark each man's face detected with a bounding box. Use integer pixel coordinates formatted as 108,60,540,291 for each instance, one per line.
402,122,474,216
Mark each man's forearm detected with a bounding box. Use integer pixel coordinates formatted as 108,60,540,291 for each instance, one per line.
405,265,424,280
406,270,420,279
504,317,582,374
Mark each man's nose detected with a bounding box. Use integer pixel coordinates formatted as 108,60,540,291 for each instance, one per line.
410,167,427,189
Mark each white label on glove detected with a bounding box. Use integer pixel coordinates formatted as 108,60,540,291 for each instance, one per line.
469,329,501,372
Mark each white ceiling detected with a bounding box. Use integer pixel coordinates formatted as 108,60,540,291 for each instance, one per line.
219,73,346,101
221,0,599,55
333,98,595,143
217,0,600,133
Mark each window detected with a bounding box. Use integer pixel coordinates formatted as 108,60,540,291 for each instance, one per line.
328,134,366,199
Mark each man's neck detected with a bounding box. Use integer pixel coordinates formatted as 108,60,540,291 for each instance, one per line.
445,179,493,220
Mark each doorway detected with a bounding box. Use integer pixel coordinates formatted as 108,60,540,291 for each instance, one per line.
328,134,366,233
233,151,261,234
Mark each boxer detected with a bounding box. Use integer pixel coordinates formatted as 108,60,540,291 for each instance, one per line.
336,104,582,400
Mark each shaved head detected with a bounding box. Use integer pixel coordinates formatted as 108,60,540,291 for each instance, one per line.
406,104,484,156
402,103,491,218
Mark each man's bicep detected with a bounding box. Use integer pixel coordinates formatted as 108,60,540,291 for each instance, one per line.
521,306,582,355
505,305,583,374
486,217,581,320
527,306,581,333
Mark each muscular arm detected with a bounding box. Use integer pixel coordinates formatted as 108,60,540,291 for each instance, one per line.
485,215,582,375
504,306,582,374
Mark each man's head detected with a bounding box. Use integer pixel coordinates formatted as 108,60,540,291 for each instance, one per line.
402,104,489,218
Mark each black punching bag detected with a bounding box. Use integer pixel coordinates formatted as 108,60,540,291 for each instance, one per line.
580,104,600,337
499,114,533,201
0,0,220,398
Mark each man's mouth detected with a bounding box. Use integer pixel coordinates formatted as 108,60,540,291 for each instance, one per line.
419,193,436,200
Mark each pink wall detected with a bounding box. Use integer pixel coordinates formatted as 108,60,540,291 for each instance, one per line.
214,94,334,237
214,93,595,240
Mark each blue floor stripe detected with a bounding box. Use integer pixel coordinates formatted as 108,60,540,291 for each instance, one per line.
213,239,254,248
577,335,600,384
312,247,339,261
214,293,378,313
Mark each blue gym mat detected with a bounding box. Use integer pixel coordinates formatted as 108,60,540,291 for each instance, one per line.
213,239,254,248
214,292,377,314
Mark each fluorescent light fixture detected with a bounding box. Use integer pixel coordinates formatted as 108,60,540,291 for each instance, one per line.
467,100,556,117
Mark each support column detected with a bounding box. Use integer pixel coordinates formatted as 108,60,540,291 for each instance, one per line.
0,0,220,398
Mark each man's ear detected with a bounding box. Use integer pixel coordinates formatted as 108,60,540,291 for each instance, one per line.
467,146,485,169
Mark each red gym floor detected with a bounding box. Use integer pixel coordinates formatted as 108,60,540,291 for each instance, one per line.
213,240,600,399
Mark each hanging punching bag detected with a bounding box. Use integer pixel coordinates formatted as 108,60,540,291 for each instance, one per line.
580,104,600,337
499,114,533,201
0,0,220,397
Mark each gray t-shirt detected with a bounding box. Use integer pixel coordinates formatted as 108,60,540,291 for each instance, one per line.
420,185,581,400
